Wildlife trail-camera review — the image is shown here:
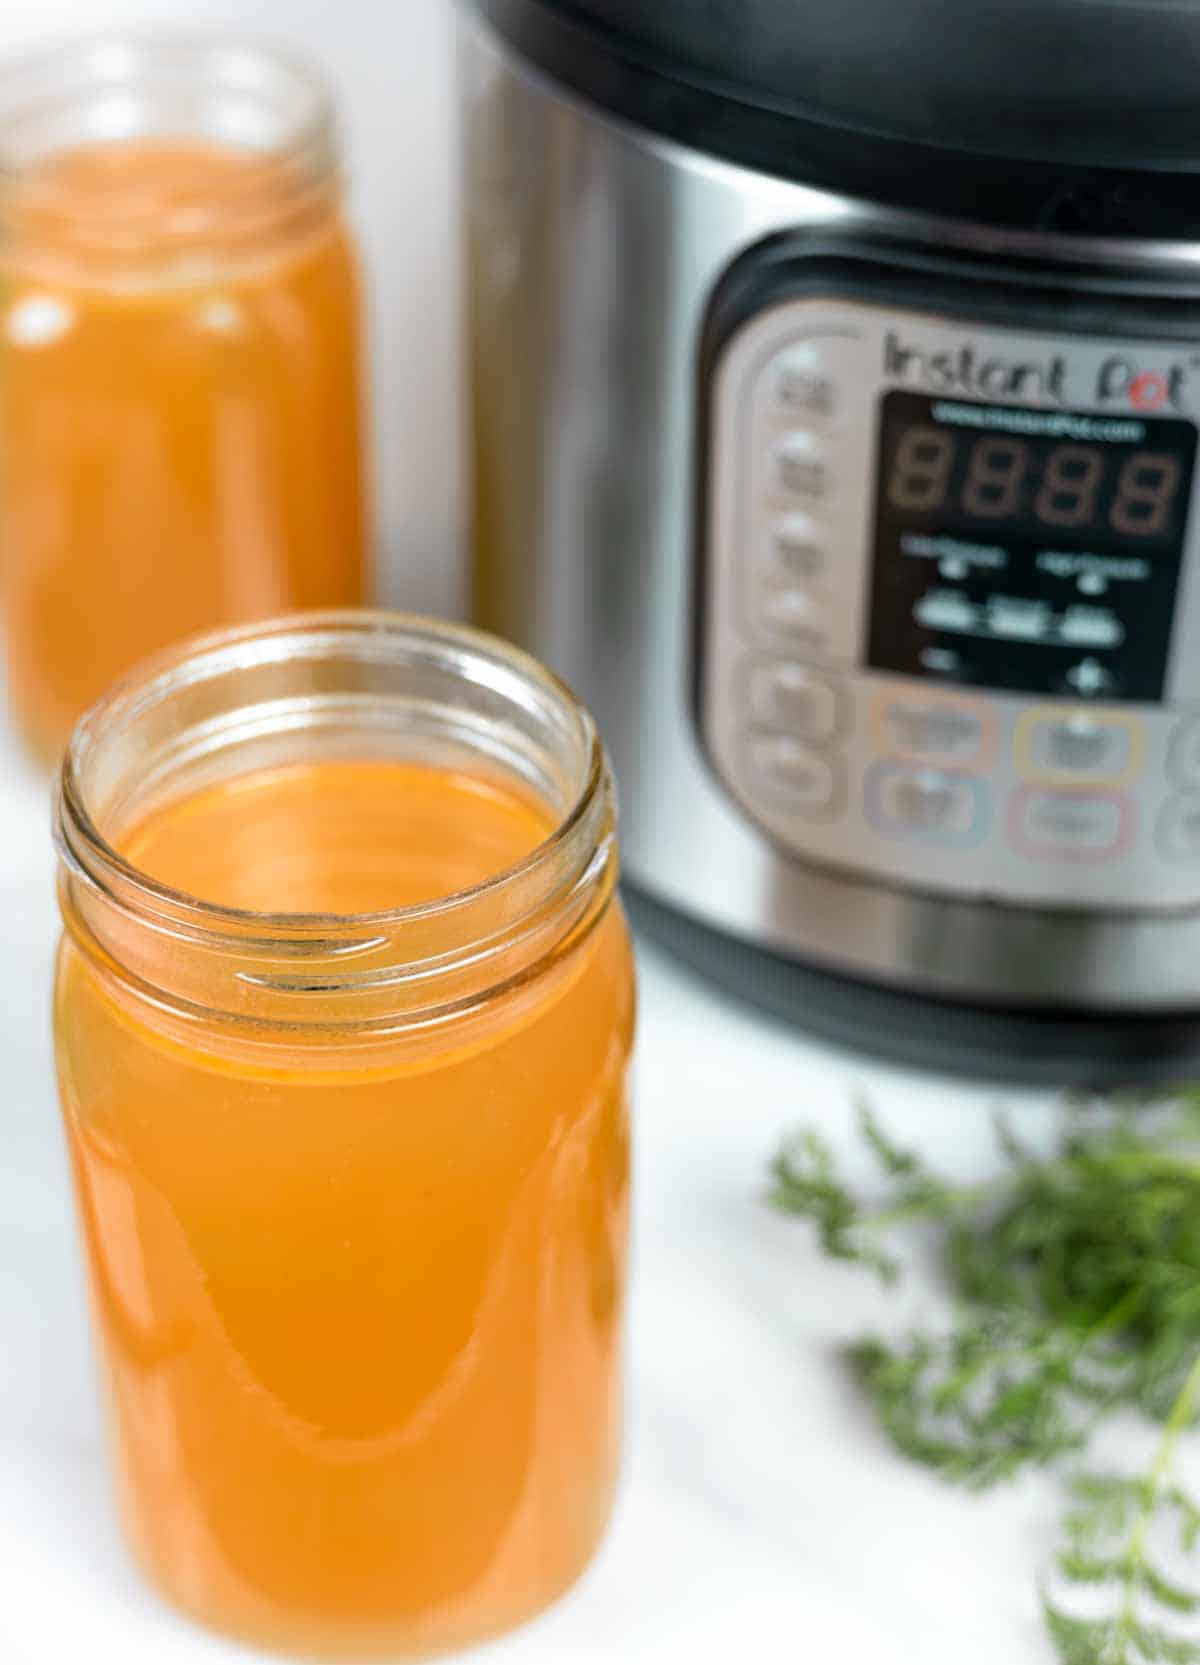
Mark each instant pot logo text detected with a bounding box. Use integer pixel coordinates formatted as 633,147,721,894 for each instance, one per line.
1094,357,1189,412
884,332,1068,402
884,331,1200,412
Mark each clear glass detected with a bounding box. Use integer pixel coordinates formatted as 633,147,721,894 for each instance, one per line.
0,38,369,764
52,612,635,1659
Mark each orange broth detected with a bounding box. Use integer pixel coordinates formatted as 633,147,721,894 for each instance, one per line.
1,140,367,762
54,758,634,1657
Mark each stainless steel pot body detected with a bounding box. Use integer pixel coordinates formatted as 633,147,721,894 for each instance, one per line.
463,17,1200,1027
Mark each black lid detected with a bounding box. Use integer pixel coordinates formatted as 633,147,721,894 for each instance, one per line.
474,0,1200,235
490,0,1200,170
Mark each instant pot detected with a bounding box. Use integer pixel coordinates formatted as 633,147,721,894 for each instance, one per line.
462,0,1200,1083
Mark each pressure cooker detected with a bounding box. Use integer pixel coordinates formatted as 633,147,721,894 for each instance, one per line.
461,0,1200,1082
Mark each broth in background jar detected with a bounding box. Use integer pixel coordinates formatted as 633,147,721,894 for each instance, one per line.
0,39,368,763
52,612,635,1659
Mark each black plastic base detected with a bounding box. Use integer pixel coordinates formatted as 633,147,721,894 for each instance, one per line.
626,885,1200,1089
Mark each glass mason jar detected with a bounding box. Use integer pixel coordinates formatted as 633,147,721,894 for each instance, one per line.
53,613,634,1658
0,39,369,764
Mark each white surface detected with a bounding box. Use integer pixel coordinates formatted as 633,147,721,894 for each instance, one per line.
0,710,1084,1665
0,0,465,619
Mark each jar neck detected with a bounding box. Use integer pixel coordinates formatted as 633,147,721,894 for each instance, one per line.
55,614,618,1039
0,37,342,281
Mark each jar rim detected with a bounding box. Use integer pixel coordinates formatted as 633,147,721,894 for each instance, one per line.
54,612,618,1037
0,33,341,265
56,609,608,936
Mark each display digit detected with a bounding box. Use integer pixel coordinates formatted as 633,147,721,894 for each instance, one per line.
1110,452,1182,536
886,425,954,511
961,438,1028,517
1033,444,1104,528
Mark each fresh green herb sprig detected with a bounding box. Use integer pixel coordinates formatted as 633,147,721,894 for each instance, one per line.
770,1098,1200,1663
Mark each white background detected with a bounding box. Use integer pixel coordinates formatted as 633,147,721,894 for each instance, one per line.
0,0,465,615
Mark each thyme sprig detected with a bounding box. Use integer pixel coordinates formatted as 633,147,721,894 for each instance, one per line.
771,1097,1200,1662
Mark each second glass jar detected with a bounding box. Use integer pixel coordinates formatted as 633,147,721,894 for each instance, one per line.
0,37,369,762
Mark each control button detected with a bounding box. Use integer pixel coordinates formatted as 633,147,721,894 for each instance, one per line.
772,432,831,500
767,512,826,582
1015,708,1141,786
865,763,987,847
749,735,840,815
773,346,836,420
1158,794,1200,862
1030,718,1130,777
743,660,841,743
877,696,985,764
1010,786,1129,859
1169,720,1200,789
753,573,831,656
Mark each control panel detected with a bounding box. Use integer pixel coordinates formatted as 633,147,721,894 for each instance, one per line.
698,293,1200,910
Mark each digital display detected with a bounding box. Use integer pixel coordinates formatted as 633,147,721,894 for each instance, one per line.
867,391,1198,701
